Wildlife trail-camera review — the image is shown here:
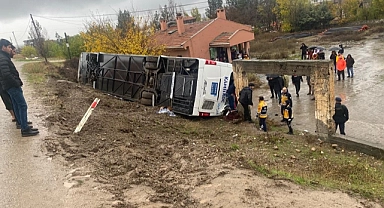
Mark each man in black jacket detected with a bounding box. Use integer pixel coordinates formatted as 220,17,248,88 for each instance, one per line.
332,97,349,135
0,39,39,137
300,43,308,60
291,75,303,97
239,83,255,123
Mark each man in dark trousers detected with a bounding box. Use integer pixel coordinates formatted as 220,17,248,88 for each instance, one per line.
0,45,17,122
283,99,294,134
257,96,268,132
239,83,255,123
300,43,308,60
0,39,39,137
279,87,292,122
333,97,349,135
291,75,303,97
266,74,279,99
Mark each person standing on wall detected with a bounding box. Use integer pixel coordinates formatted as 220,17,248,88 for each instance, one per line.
292,75,303,97
346,54,355,78
239,83,255,123
0,39,39,137
333,97,349,135
300,43,308,60
257,96,268,132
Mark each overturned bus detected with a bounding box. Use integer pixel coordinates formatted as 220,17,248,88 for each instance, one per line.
77,52,234,117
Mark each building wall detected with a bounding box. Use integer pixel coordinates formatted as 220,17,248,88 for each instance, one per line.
164,49,191,58
186,18,253,60
229,30,254,47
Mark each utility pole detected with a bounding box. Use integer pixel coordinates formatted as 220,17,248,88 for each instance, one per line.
30,14,48,63
12,31,20,52
64,32,72,59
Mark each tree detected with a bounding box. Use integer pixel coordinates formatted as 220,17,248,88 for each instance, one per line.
28,19,48,62
117,9,134,35
45,40,63,58
226,0,259,26
190,7,202,22
206,0,223,19
370,0,384,19
21,45,38,58
297,4,333,31
159,0,178,22
258,0,277,30
80,17,164,55
275,0,311,32
62,35,84,59
149,11,161,30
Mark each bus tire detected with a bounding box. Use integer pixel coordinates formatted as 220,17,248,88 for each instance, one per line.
144,62,158,69
141,98,152,106
142,91,154,99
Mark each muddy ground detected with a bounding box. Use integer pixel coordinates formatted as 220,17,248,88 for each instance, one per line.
30,59,383,207
22,27,384,207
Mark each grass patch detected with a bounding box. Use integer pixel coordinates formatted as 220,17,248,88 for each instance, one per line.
243,134,384,202
230,144,240,151
250,36,297,59
22,62,62,84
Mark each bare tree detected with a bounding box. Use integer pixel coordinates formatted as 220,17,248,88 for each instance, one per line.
28,19,48,63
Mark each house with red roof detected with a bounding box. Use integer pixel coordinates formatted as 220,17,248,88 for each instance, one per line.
154,9,255,63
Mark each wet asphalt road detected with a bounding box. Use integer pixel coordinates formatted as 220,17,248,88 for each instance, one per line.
252,38,384,148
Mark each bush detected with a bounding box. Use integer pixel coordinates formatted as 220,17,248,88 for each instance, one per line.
21,46,38,58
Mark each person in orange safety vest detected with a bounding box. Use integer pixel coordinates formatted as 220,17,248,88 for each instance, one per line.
336,53,346,81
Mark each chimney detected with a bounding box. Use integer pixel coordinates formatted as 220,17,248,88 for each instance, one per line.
160,19,167,31
216,8,226,20
176,13,185,35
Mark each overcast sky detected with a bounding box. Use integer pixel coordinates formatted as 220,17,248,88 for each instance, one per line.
0,0,208,47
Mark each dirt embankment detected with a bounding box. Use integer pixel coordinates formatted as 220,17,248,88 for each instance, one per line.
30,52,383,207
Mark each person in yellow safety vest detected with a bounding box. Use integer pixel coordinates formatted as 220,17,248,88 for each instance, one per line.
256,96,268,132
283,99,294,134
279,87,292,122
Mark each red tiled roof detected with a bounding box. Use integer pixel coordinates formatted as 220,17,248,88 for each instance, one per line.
210,32,234,46
183,16,196,21
154,21,212,48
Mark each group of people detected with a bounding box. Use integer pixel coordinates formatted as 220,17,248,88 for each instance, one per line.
267,74,314,99
236,81,349,136
330,49,355,80
0,39,38,137
300,43,325,60
231,42,352,136
237,83,294,135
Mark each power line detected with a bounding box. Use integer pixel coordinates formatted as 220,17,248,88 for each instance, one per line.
35,16,84,26
32,5,209,26
19,19,31,40
33,1,208,19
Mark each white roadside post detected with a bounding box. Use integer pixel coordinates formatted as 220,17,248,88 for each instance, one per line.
74,98,100,134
